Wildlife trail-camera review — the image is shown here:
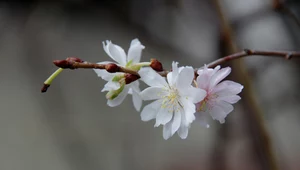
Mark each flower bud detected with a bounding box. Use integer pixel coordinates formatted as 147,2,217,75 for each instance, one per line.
53,60,72,69
106,80,125,100
150,58,163,71
112,74,125,82
124,73,140,84
66,57,84,63
41,84,50,93
105,63,120,73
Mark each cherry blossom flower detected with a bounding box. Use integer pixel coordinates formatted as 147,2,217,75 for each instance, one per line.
139,62,207,139
195,65,243,127
94,39,145,111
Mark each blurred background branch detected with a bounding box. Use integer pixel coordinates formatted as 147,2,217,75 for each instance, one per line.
273,0,300,28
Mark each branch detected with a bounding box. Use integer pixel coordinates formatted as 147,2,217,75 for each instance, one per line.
206,49,299,68
54,49,300,74
41,49,300,93
53,59,140,76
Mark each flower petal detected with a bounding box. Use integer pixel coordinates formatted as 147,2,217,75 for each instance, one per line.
127,38,145,63
103,41,127,66
195,111,210,128
167,72,173,85
101,81,120,92
210,100,233,123
140,99,162,121
128,81,140,94
138,67,168,87
180,87,207,103
180,97,196,125
217,100,234,114
94,70,115,81
107,85,130,107
169,62,179,85
196,67,214,90
218,95,241,104
132,88,142,112
176,109,190,139
163,121,172,140
209,67,231,90
176,66,194,89
177,125,189,139
162,109,182,140
140,87,165,101
155,108,173,127
212,80,243,96
172,109,182,134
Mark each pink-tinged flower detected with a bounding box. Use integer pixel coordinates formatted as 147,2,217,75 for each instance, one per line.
195,65,243,127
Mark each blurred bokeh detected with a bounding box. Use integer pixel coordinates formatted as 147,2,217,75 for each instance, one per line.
0,0,300,170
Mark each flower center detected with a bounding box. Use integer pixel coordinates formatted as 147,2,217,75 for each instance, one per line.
196,93,218,112
160,86,181,113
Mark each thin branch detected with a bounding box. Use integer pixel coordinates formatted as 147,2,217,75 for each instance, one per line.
41,49,299,93
54,60,140,76
206,49,299,68
53,49,300,74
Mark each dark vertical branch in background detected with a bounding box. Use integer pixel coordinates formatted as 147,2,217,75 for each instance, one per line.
209,38,230,170
211,0,279,170
273,0,300,28
274,1,300,169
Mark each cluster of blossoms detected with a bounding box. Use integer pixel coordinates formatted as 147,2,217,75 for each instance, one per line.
94,39,243,140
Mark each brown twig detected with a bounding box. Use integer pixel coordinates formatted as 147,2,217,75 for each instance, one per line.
206,49,299,68
53,60,140,76
42,49,299,93
53,49,300,75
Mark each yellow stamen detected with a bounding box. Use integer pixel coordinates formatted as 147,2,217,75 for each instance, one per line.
159,86,182,113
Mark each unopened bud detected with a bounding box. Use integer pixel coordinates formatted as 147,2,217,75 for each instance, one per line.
41,84,50,93
106,81,125,100
53,60,72,69
112,74,125,82
124,74,140,84
150,59,163,71
105,63,120,73
66,57,84,63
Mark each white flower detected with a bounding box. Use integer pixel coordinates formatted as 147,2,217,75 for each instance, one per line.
195,65,243,127
139,62,207,140
94,39,145,111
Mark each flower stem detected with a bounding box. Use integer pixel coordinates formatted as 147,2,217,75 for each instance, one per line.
41,68,64,93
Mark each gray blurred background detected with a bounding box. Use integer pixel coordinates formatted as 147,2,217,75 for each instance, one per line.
0,0,300,170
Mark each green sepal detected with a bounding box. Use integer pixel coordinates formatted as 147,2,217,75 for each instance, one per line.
125,59,133,67
106,79,125,100
127,62,151,71
112,73,125,82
